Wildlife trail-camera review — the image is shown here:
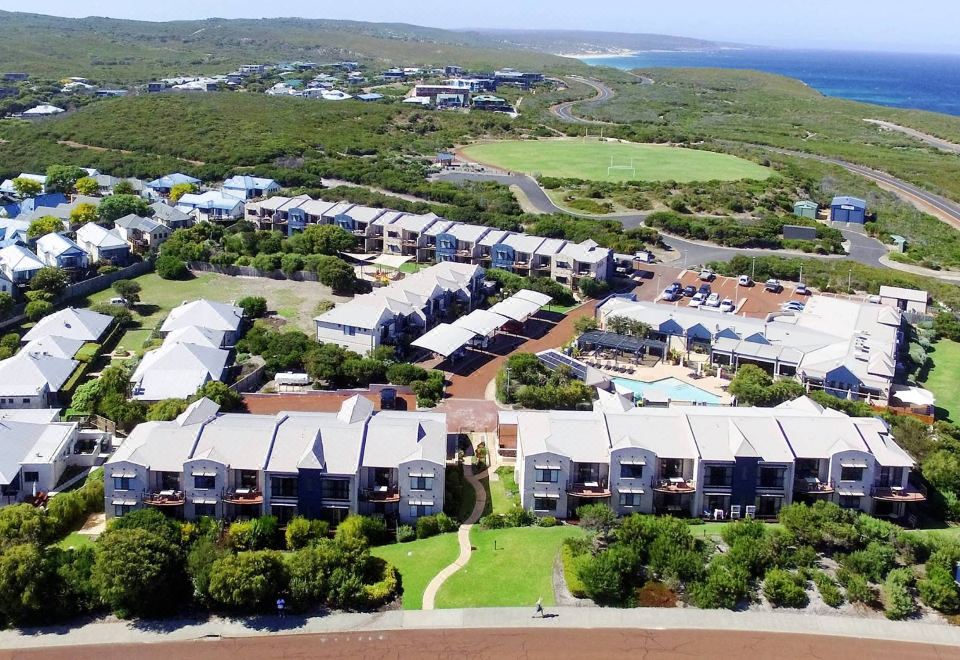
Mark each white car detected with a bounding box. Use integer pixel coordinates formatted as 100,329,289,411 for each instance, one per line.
738,275,753,286
719,298,735,313
688,292,705,308
661,289,680,302
705,292,721,307
699,269,715,281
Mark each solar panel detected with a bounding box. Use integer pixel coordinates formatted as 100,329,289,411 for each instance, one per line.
535,349,588,381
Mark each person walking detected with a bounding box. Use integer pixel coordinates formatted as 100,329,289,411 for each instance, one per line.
276,596,286,619
534,596,544,618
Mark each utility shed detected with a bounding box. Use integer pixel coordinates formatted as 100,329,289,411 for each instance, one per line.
793,200,819,219
830,196,867,224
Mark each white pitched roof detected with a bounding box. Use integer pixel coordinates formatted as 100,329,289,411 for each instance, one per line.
160,299,243,335
164,326,226,349
0,421,75,484
21,335,85,360
0,351,78,396
878,286,927,303
76,223,127,249
411,323,477,357
453,309,509,336
0,244,44,273
130,342,229,400
23,307,112,343
36,232,83,258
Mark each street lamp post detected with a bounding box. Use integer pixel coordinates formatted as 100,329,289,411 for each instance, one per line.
751,256,756,281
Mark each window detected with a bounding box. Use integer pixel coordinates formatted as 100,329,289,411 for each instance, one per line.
239,470,258,489
410,504,429,518
346,326,356,336
410,476,434,491
320,478,350,501
704,466,733,488
535,468,559,483
194,475,215,490
271,477,298,498
160,472,180,491
620,464,644,479
194,503,216,517
840,466,865,482
23,471,40,484
113,477,131,491
757,467,785,489
113,504,131,517
755,496,783,517
534,497,558,512
22,398,30,404
619,493,641,508
659,459,683,479
839,495,861,509
876,466,903,488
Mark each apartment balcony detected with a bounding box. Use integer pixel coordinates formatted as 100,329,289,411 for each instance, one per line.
361,485,401,503
566,480,611,498
143,490,185,506
871,484,927,502
514,261,531,270
457,249,473,257
352,229,368,237
794,477,835,494
653,478,697,494
402,238,418,246
223,488,264,505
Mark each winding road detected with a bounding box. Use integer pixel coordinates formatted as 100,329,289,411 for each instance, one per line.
549,76,616,124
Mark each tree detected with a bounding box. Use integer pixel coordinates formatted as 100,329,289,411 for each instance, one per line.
106,508,183,550
69,202,99,227
12,177,42,198
27,215,64,239
186,535,227,603
933,313,960,342
578,545,642,606
169,182,198,203
314,255,358,293
112,279,141,306
24,300,53,322
287,224,357,256
113,180,135,196
30,267,68,298
0,293,13,319
577,503,618,541
92,528,186,618
573,316,599,335
96,391,147,431
194,381,242,411
0,504,53,548
208,550,287,611
45,165,87,195
579,277,610,299
0,543,52,624
98,194,150,223
74,176,99,196
155,254,189,280
70,379,103,414
147,398,188,421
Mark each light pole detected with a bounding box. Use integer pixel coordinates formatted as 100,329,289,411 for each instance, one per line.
751,256,756,281
848,269,853,293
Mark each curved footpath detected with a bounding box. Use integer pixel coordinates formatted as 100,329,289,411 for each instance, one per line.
420,464,488,610
3,605,959,651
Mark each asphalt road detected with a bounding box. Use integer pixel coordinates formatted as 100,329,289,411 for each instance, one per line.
549,76,616,124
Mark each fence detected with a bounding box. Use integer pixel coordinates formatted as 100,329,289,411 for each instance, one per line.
230,362,266,394
187,261,320,282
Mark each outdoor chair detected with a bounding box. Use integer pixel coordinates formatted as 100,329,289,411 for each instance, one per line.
729,505,741,520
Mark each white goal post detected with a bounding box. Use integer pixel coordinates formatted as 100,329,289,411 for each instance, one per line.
607,156,636,178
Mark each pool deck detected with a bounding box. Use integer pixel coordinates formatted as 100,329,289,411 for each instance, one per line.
589,359,733,405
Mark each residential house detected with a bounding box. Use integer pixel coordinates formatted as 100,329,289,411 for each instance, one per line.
551,240,613,287
104,396,447,524
0,272,11,296
222,175,281,200
130,341,230,402
477,229,513,267
35,233,88,271
287,199,339,233
0,350,79,409
114,214,171,252
382,213,442,257
878,286,929,315
22,307,113,344
245,195,311,233
75,223,130,266
366,211,406,253
149,202,194,229
145,173,201,197
175,191,245,223
94,175,145,196
436,223,490,264
0,192,68,219
0,219,31,248
0,244,44,284
491,233,546,275
420,219,457,263
159,299,244,347
15,196,101,231
0,173,46,195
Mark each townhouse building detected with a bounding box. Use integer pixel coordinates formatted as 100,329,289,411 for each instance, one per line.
508,396,922,521
436,223,491,264
35,233,88,271
104,396,447,525
175,191,245,223
114,214,171,253
245,194,311,233
0,244,44,284
75,223,130,266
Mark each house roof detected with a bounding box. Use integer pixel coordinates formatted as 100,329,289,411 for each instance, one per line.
23,307,112,343
500,233,545,254
395,212,441,233
0,351,78,396
0,244,44,272
0,421,75,485
176,190,244,212
878,286,928,303
223,175,279,191
115,214,163,233
22,335,85,359
515,410,611,463
76,223,127,249
164,326,226,350
831,196,867,208
161,299,243,335
446,223,491,243
558,240,611,265
362,411,446,467
147,173,201,189
149,202,192,224
36,232,84,258
130,342,230,400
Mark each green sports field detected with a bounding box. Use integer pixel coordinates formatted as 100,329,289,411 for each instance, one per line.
460,139,772,183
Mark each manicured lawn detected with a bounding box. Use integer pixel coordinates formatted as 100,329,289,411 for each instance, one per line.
56,532,96,551
689,521,783,540
920,339,960,421
460,139,772,183
489,466,520,515
399,262,427,274
370,533,461,610
435,525,584,609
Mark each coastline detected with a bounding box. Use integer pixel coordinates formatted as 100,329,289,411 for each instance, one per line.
559,47,752,59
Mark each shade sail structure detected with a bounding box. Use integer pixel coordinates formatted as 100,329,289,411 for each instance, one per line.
488,296,542,323
371,254,413,269
411,323,478,357
890,385,935,407
577,330,667,354
453,309,509,337
513,289,553,307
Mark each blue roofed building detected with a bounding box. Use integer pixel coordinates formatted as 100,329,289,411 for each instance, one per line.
0,193,68,219
222,175,281,200
830,196,868,224
175,191,245,223
145,173,202,196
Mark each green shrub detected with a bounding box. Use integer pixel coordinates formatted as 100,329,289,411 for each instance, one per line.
435,512,458,534
208,550,288,612
284,517,329,550
841,541,897,583
237,296,268,318
155,255,189,279
503,505,536,528
812,571,844,607
396,525,416,543
538,516,558,527
763,569,809,608
416,515,441,539
883,568,916,620
690,563,750,610
334,515,389,547
361,560,399,607
838,570,874,604
578,545,642,607
479,514,506,529
561,543,588,598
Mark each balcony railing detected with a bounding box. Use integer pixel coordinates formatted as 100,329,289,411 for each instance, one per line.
653,478,697,494
871,484,927,502
223,488,264,505
143,490,185,506
361,485,401,503
566,480,610,497
794,478,835,494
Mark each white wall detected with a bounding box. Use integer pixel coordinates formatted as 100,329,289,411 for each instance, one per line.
398,459,445,524
610,448,657,515
315,320,379,356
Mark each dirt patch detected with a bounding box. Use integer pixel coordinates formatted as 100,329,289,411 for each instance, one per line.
57,140,206,166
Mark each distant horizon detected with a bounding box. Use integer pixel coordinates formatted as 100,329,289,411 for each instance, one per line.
0,2,958,55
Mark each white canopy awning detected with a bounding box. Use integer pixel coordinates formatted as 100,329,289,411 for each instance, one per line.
408,499,435,506
488,296,542,323
533,492,560,499
110,498,137,506
513,289,553,307
342,252,378,262
618,487,645,494
891,385,935,407
372,254,413,270
453,309,510,337
411,324,478,357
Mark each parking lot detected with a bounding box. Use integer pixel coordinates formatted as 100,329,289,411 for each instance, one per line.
645,268,811,318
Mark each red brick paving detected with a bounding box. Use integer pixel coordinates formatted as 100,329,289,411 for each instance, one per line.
242,389,416,415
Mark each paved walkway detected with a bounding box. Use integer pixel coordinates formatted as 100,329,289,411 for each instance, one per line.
420,463,488,610
4,606,960,650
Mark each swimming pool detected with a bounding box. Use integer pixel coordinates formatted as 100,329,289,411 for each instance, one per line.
612,377,723,406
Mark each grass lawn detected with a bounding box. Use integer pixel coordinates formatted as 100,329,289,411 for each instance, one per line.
543,302,580,314
920,339,960,422
689,521,783,540
460,139,772,183
489,466,519,515
55,532,96,551
435,526,584,608
370,533,461,610
399,262,427,274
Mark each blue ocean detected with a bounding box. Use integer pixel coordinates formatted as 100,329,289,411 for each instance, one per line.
579,49,960,116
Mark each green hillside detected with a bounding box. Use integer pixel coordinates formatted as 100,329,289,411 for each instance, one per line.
0,11,585,83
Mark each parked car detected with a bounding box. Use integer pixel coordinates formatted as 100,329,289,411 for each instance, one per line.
719,298,735,313
795,283,810,295
781,301,805,312
698,283,712,296
699,269,714,281
661,288,680,302
738,275,753,286
634,250,655,264
688,292,705,308
764,279,783,293
109,297,126,305
682,285,697,297
668,281,682,293
705,292,721,307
